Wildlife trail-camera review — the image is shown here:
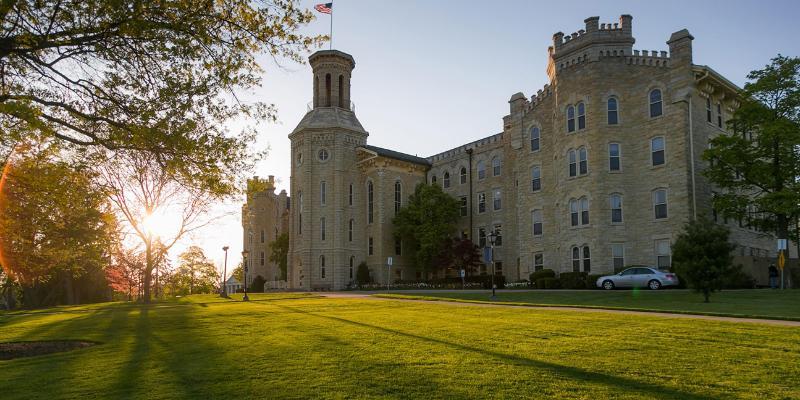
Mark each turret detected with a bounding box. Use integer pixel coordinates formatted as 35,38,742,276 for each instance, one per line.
310,50,355,110
667,29,694,65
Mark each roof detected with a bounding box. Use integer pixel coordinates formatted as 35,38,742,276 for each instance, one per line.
359,145,432,167
692,64,742,92
225,276,241,285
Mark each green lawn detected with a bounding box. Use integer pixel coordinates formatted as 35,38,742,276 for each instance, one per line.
380,289,800,320
1,293,799,399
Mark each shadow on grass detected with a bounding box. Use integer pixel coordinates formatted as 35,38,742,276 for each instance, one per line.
264,302,716,400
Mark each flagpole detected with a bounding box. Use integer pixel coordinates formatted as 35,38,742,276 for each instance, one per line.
329,8,333,50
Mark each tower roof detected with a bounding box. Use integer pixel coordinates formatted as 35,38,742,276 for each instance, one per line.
309,50,356,69
290,107,366,135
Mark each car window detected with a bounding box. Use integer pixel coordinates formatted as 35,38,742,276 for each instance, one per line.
621,268,637,276
636,268,653,275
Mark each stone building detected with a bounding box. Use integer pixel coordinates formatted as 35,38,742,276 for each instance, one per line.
241,175,289,288
245,15,779,290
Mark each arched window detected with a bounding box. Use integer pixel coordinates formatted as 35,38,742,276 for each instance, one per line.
367,181,374,224
349,256,355,280
580,197,589,225
443,172,450,188
610,194,623,223
706,98,712,123
394,181,402,214
477,161,486,180
348,219,354,242
653,189,668,219
571,246,580,271
578,147,588,175
530,127,541,151
492,157,501,176
260,229,265,243
531,166,541,192
567,105,576,132
320,255,326,278
716,102,723,128
577,102,586,130
607,98,618,125
338,75,344,107
651,137,665,166
649,89,662,117
460,167,467,184
325,73,331,107
431,175,437,185
568,150,577,177
569,199,579,226
532,209,543,236
582,246,591,272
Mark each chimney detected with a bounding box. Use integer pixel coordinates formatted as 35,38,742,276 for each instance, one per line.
584,16,599,33
667,29,694,64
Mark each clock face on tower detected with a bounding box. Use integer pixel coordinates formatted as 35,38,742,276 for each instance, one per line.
318,148,330,162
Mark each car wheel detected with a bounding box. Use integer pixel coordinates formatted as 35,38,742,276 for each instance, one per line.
602,280,615,290
648,280,662,290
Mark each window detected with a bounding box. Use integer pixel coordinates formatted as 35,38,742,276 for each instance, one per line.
651,137,665,166
612,244,624,270
717,102,723,128
349,184,353,206
349,256,354,280
477,161,486,180
570,199,579,227
578,147,588,175
318,148,329,161
348,219,353,242
655,239,671,269
567,105,576,132
609,143,620,171
607,98,618,125
533,252,544,272
320,181,326,205
368,237,373,255
571,246,580,272
478,228,487,248
260,251,265,266
653,189,668,219
582,246,591,272
394,181,402,214
367,181,374,223
494,225,502,246
492,157,501,176
320,255,326,278
532,209,543,236
580,197,589,225
478,192,486,213
495,261,503,276
649,89,662,118
320,217,325,240
568,149,577,177
577,102,586,130
706,98,712,123
260,229,265,243
395,237,402,255
459,196,467,217
431,175,437,185
610,194,623,223
443,172,450,188
531,166,541,192
298,191,303,235
493,189,501,211
460,167,467,184
530,127,540,151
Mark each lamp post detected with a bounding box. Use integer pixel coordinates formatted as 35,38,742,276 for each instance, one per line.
487,229,498,300
241,250,250,301
221,246,229,298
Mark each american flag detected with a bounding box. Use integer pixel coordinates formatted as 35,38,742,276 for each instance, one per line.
314,3,332,14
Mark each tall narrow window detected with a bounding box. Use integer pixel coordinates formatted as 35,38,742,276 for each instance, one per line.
582,246,591,272
431,175,437,185
531,166,541,192
706,98,712,123
571,246,580,272
530,127,541,151
607,98,618,125
534,253,544,271
492,157,501,176
610,194,623,223
349,184,353,206
394,181,402,214
325,73,331,107
395,238,402,255
609,143,621,171
494,225,502,246
579,147,588,175
260,229,265,243
493,189,501,211
320,217,325,240
443,172,450,188
580,197,589,225
568,150,577,177
716,103,723,128
338,75,344,107
570,199,579,227
460,167,467,184
532,209,543,236
459,196,467,217
577,102,586,130
478,192,486,213
367,181,374,223
260,251,265,266
298,191,303,235
649,89,662,117
348,219,353,242
349,256,354,280
320,255,326,278
611,244,624,270
477,161,486,180
655,239,671,268
567,105,576,132
651,137,665,166
653,189,668,219
368,237,373,255
320,181,326,205
478,228,487,248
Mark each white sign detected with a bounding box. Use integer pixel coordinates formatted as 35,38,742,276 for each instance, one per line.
387,257,393,266
777,239,788,251
459,269,465,278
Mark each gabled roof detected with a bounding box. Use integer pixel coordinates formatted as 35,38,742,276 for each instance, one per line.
359,145,432,167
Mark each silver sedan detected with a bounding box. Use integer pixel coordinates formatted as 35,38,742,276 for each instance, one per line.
596,267,679,290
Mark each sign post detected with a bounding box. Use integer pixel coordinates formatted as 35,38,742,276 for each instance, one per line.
460,269,466,290
387,257,393,294
778,239,787,290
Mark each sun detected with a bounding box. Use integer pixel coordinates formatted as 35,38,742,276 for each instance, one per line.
140,208,183,239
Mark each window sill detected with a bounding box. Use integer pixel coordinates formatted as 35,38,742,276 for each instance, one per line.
608,170,622,174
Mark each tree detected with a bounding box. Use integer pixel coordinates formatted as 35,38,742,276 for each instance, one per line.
449,238,483,277
175,246,219,295
393,183,461,275
106,247,145,301
0,1,325,195
704,55,800,243
356,262,371,287
0,141,117,307
269,233,289,280
249,275,266,293
231,262,244,283
672,218,736,303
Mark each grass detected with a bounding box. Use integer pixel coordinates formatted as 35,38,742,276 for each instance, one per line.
0,293,798,399
377,289,800,321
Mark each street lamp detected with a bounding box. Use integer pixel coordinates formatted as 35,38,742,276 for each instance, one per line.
487,229,498,300
221,246,229,298
241,249,250,301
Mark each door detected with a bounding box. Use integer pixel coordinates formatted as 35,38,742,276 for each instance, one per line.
633,268,653,287
616,268,637,287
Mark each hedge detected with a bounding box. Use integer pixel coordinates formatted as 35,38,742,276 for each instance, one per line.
535,277,561,289
529,269,556,282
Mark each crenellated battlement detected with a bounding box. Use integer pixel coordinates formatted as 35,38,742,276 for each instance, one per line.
624,49,671,67
426,133,503,163
547,15,635,80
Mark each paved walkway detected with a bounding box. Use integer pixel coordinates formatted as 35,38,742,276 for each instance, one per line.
319,292,800,327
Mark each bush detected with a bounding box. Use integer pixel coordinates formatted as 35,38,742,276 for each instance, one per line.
356,262,371,286
530,269,556,282
722,264,756,289
535,277,561,289
559,272,587,289
249,275,266,293
586,274,604,289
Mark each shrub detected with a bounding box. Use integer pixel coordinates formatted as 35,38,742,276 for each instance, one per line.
586,274,604,289
530,269,556,282
249,275,266,293
535,277,560,289
356,262,372,286
722,264,756,289
559,272,587,289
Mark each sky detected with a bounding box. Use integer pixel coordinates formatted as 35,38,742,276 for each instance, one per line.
178,0,800,277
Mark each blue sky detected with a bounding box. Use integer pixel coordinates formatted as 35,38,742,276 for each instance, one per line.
192,0,800,273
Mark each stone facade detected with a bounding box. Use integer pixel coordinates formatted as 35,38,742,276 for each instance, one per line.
242,175,289,288
245,15,779,290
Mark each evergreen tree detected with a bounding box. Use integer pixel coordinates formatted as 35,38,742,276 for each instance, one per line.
672,218,736,303
269,233,289,280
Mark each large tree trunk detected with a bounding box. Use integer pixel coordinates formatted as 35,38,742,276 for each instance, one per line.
143,238,153,303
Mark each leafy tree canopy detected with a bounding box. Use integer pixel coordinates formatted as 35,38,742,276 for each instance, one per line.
672,218,736,303
269,233,289,280
173,246,219,295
